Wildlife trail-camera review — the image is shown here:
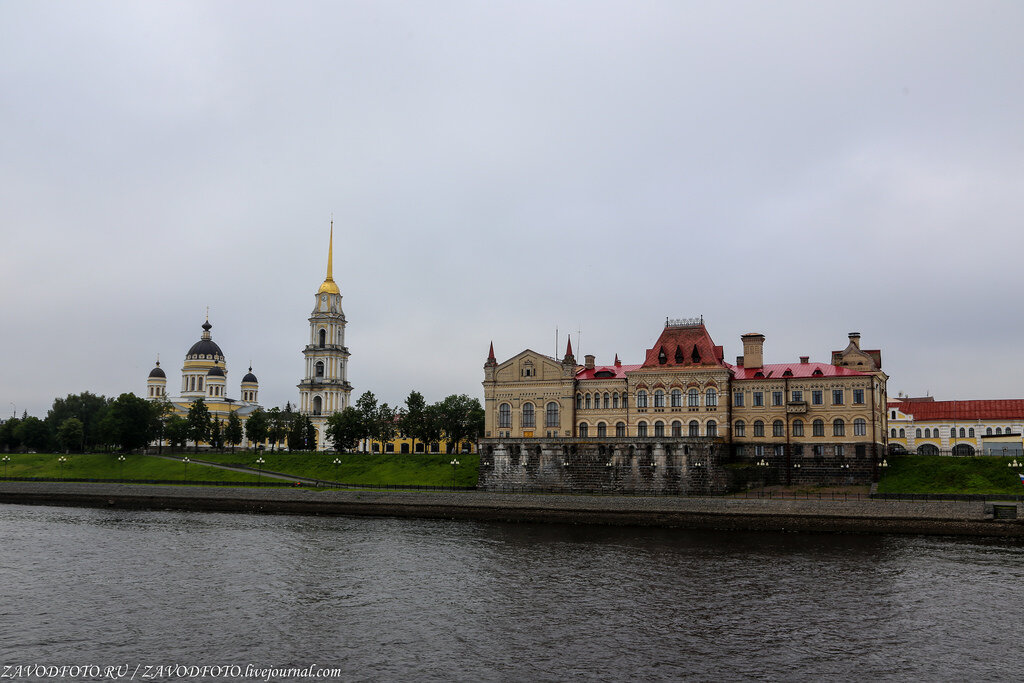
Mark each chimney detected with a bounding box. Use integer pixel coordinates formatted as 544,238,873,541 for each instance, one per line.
740,333,765,369
736,356,744,367
800,356,809,364
848,332,861,349
584,354,595,370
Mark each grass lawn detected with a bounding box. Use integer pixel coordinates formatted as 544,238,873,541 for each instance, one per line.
188,450,480,487
877,455,1024,495
0,452,265,483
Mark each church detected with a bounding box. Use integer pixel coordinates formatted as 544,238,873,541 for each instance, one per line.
144,224,352,450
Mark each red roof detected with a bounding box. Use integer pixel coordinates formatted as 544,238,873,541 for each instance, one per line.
728,362,869,380
889,399,1024,421
639,324,725,369
577,364,642,381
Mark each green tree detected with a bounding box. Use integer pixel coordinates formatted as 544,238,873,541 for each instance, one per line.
245,408,268,450
326,407,364,453
16,416,51,452
288,414,316,451
225,410,243,453
0,418,22,453
104,393,157,452
186,399,211,453
210,417,224,452
165,416,189,450
150,395,175,454
46,392,111,452
399,390,429,454
434,394,485,454
374,403,398,452
355,391,378,452
266,407,285,452
56,417,85,453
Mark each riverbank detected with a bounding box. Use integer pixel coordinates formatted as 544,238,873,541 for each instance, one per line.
2,481,1022,537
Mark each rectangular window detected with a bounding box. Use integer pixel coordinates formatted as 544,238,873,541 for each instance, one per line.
753,392,764,407
791,390,802,402
734,392,744,407
755,445,764,457
793,444,803,456
853,389,865,404
774,445,784,457
835,445,844,458
772,391,783,406
832,389,844,405
812,390,823,405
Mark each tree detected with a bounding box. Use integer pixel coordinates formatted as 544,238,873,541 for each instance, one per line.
15,416,51,452
165,416,189,450
266,407,285,452
373,403,398,452
399,390,428,454
210,418,224,452
150,395,175,454
288,414,315,451
0,418,22,453
434,395,485,454
355,391,378,452
104,393,158,452
56,417,85,453
186,399,211,453
326,407,364,453
46,392,111,452
245,407,268,450
225,410,243,453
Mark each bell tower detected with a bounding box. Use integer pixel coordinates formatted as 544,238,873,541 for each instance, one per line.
298,220,352,448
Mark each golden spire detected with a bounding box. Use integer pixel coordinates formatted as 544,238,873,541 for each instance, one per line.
317,218,341,295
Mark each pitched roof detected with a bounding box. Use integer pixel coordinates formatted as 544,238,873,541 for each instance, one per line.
888,399,1024,421
728,362,869,380
639,324,725,369
577,364,643,381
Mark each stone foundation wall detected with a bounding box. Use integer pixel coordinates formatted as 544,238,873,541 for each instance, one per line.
478,438,884,494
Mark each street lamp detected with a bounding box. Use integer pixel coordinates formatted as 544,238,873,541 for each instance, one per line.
255,456,265,483
1007,459,1021,470
58,456,67,480
332,458,341,480
117,455,126,481
182,456,190,482
450,458,460,489
756,457,769,492
1,455,9,478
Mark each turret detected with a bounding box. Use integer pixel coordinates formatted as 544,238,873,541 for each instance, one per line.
147,359,167,399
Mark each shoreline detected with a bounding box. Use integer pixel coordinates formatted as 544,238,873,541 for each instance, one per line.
1,482,1022,537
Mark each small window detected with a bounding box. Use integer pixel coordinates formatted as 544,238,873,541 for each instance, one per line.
688,389,700,407
706,420,717,437
773,420,784,437
793,419,804,437
637,391,648,408
753,392,764,407
917,428,923,438
854,418,866,436
612,393,619,409
812,391,823,405
689,420,699,437
791,390,802,402
733,391,744,407
654,390,665,408
637,421,648,437
585,394,592,410
671,421,682,437
813,419,825,437
597,422,607,437
706,389,718,407
579,423,589,437
772,391,783,406
853,389,864,404
890,428,897,438
899,428,905,438
969,428,975,437
615,422,626,437
835,444,844,457
832,390,844,405
671,389,682,407
833,419,845,437
654,421,665,437
576,394,582,409
734,420,746,437
603,393,610,409
753,420,765,437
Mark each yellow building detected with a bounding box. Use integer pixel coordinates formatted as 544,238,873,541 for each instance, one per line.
480,318,887,492
887,398,1024,456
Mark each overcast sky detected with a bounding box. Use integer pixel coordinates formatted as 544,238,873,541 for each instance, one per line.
2,1,1023,418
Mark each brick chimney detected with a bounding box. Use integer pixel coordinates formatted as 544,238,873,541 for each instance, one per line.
741,333,765,369
584,354,595,370
800,356,809,364
848,332,861,349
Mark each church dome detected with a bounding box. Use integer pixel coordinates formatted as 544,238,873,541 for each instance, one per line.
148,361,166,378
207,365,225,377
186,320,225,360
242,367,258,383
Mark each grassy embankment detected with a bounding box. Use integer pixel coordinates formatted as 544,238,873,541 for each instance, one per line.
0,452,264,483
877,455,1024,495
194,450,480,487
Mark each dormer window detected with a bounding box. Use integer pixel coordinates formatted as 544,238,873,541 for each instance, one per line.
691,345,701,363
658,347,667,364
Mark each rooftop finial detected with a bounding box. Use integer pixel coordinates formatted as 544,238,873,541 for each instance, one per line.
317,219,341,295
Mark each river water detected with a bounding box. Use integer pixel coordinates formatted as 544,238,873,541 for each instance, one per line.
1,503,1022,682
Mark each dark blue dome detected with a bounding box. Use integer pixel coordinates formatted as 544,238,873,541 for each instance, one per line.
148,364,166,378
207,365,225,377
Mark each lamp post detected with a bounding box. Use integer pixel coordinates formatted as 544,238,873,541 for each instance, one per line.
117,455,126,481
58,456,67,481
255,456,265,484
333,458,341,480
450,458,460,489
182,456,190,482
756,457,769,492
2,455,9,478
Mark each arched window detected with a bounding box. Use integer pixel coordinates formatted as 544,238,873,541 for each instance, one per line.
612,393,619,409
315,361,325,378
969,428,975,437
916,428,922,438
689,420,700,437
833,419,845,437
318,329,326,348
576,394,583,409
813,419,825,437
621,392,628,407
637,421,648,437
773,420,784,437
637,390,648,408
890,428,897,438
312,396,322,416
197,377,203,390
522,403,535,428
705,388,718,407
585,394,592,410
671,389,682,407
899,428,906,438
996,427,1002,435
671,421,682,437
706,420,717,437
688,389,700,407
924,428,931,438
579,423,589,437
603,393,610,409
959,427,965,438
498,403,511,428
546,402,559,427
753,420,765,437
654,421,665,437
654,390,665,408
854,419,867,436
734,420,746,437
597,422,607,437
986,427,992,436
615,422,626,437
